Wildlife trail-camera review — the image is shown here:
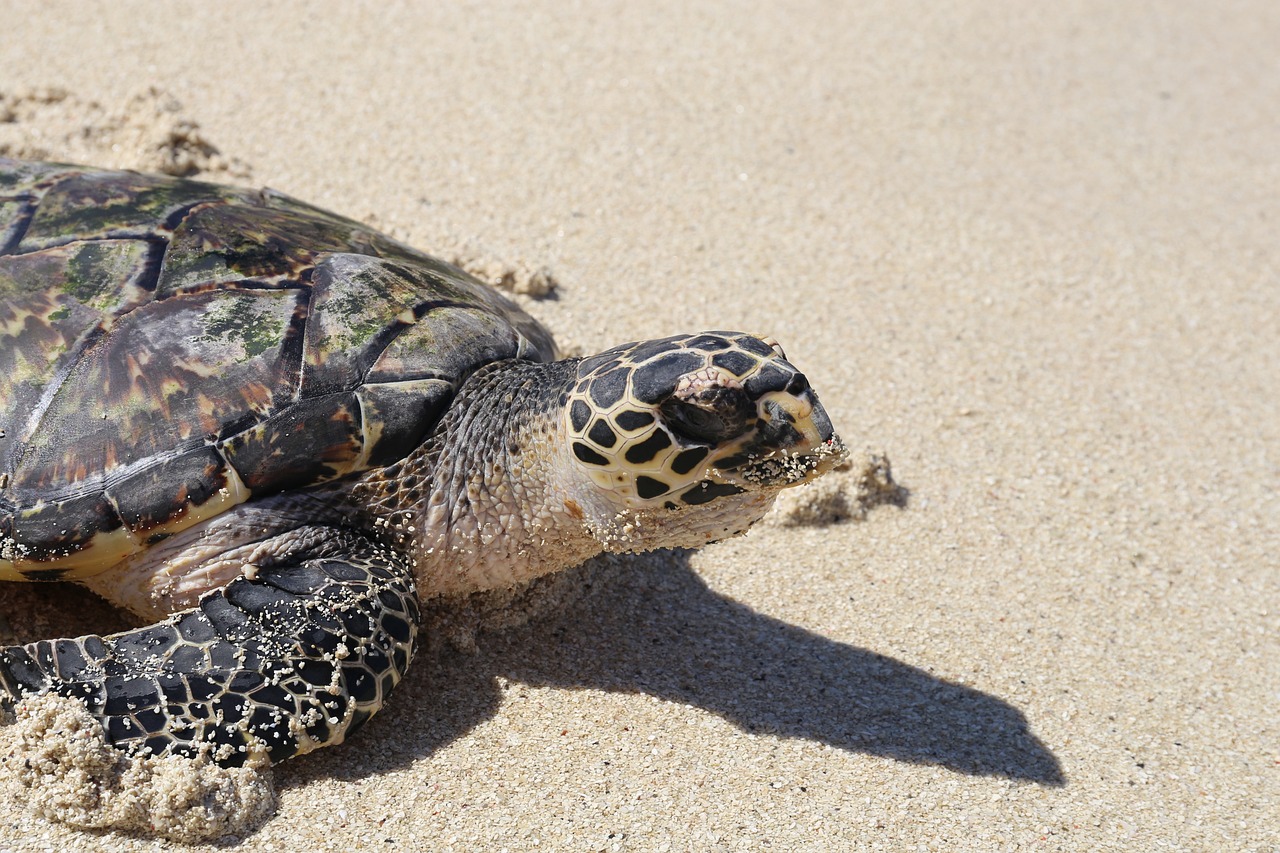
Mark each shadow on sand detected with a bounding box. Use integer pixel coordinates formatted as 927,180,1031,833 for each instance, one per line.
304,550,1064,788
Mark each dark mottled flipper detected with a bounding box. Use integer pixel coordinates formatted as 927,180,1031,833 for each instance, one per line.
0,528,418,767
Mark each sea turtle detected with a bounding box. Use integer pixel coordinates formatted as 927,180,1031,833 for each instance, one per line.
0,158,845,768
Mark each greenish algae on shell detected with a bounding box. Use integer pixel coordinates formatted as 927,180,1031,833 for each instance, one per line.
0,158,555,580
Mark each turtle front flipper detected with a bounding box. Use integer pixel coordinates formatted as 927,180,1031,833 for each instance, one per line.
0,527,418,767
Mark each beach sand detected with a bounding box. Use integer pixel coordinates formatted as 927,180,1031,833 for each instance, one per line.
1,0,1277,849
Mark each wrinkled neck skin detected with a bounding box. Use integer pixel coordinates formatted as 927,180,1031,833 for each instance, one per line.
357,359,604,598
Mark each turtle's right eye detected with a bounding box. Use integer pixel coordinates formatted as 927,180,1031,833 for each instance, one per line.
660,386,753,445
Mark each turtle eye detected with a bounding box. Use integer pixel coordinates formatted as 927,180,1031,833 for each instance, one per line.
659,387,753,445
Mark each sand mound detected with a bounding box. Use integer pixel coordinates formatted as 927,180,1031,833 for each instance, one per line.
0,693,275,843
0,86,249,179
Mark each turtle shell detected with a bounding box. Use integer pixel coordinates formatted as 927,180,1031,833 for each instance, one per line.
0,159,556,579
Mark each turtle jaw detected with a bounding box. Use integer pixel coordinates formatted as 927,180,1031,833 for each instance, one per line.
711,388,849,490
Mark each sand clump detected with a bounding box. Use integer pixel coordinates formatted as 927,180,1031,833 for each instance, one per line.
768,448,906,527
0,86,250,179
0,693,275,842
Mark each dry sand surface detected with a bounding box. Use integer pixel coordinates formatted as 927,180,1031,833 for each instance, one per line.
1,0,1277,850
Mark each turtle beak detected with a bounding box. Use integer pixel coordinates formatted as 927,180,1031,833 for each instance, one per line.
763,388,846,476
719,386,847,488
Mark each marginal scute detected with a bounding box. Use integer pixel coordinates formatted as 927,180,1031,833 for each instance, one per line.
221,391,364,492
11,490,125,560
356,379,455,468
106,445,229,535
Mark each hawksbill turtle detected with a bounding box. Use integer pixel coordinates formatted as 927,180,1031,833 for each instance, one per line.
0,158,846,767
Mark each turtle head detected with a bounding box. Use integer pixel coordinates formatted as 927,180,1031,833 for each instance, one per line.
564,332,847,551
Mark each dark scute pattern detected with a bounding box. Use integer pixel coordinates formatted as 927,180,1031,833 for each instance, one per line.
0,647,48,693
715,453,752,470
743,363,793,397
134,707,169,734
175,610,216,643
685,334,731,351
670,446,710,476
103,675,160,716
111,625,179,664
346,667,378,703
224,580,296,615
711,349,759,377
631,351,705,404
624,429,672,464
257,562,331,596
587,419,618,448
737,336,777,356
680,480,747,506
0,527,419,768
635,476,670,499
613,409,654,431
588,368,629,409
106,715,143,743
381,614,413,644
319,558,367,582
626,338,685,364
200,594,251,634
52,639,90,681
569,399,592,432
573,442,610,466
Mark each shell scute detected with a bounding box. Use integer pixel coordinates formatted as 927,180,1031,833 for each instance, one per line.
355,379,456,468
160,200,368,293
106,444,232,535
17,170,244,251
220,391,364,492
0,239,157,452
11,489,124,561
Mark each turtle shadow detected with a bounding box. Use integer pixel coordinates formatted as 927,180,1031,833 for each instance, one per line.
298,551,1064,789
